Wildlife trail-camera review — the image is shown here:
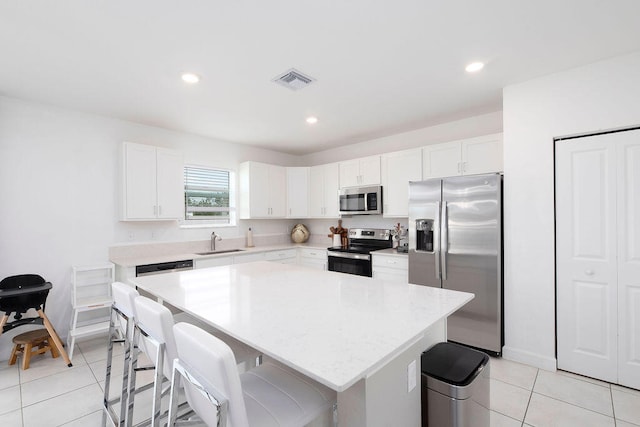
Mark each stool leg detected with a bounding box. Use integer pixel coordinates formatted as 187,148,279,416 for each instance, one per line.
0,315,8,337
9,344,20,366
38,309,72,367
23,343,33,370
49,339,60,358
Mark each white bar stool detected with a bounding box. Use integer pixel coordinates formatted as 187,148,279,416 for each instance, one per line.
103,282,139,427
169,322,337,427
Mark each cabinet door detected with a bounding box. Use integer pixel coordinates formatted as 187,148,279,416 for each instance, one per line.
339,159,360,188
249,162,271,217
195,256,233,269
323,163,340,217
309,166,325,217
359,155,381,185
556,136,618,383
286,167,309,218
123,142,157,219
422,142,461,179
156,148,184,219
381,149,422,217
268,165,287,217
616,133,640,390
462,134,503,175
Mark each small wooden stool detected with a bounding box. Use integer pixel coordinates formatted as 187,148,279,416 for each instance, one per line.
9,329,59,370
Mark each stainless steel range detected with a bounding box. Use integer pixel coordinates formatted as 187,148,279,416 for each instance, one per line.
327,228,392,277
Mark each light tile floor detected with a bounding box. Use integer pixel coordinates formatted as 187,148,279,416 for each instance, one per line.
1,337,639,426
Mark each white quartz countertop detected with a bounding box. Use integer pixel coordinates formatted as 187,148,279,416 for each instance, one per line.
130,261,473,391
110,243,328,267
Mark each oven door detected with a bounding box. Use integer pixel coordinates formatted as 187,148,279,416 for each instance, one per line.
327,252,372,277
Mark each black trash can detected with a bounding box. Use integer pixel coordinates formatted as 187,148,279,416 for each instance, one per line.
421,342,490,427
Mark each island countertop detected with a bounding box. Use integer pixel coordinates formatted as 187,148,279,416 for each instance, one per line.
130,261,473,392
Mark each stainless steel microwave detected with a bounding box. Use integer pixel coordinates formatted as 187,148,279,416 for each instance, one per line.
339,185,383,215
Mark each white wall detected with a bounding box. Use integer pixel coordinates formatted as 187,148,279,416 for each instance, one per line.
502,51,640,369
301,111,503,165
0,96,298,359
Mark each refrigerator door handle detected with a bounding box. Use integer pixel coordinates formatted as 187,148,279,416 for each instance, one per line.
434,201,441,279
441,201,448,280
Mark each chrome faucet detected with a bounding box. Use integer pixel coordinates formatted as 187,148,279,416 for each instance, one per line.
211,231,222,251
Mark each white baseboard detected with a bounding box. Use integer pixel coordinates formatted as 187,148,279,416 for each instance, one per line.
502,346,557,371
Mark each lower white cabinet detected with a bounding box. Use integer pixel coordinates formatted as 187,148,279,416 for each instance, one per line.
265,249,298,264
298,248,327,270
372,254,408,283
195,256,234,269
233,252,265,264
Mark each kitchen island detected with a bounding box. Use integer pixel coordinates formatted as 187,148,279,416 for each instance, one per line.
130,261,473,427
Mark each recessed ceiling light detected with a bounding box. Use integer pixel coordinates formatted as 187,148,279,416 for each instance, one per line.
306,116,318,125
465,62,485,73
181,72,200,84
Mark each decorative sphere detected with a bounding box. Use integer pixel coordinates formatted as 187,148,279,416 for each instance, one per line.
291,223,310,243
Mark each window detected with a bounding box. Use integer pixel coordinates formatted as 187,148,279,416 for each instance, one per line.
184,165,235,224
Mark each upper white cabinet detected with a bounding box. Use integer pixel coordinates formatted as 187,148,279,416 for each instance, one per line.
309,163,340,218
239,161,286,219
381,148,423,217
286,167,309,218
339,155,381,188
121,142,183,221
422,133,503,179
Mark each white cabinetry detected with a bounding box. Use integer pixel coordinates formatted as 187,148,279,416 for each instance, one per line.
422,133,503,179
298,248,327,270
265,249,298,264
195,256,234,269
381,148,423,217
233,252,265,264
68,263,114,359
339,155,381,188
286,167,309,218
239,162,286,219
372,254,408,283
121,142,183,220
309,163,340,218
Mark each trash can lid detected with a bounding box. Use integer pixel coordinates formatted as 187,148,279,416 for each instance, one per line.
421,342,489,386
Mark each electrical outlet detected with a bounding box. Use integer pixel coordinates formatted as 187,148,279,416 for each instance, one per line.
407,359,417,392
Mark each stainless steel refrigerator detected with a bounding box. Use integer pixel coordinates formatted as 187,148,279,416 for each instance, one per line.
408,173,503,355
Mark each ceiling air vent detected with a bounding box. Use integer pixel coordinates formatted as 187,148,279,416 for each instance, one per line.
272,68,316,91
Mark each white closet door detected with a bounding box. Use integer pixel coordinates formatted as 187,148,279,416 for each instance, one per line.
556,136,618,382
617,133,640,389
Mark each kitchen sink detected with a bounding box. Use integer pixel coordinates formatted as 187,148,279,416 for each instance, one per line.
195,249,245,255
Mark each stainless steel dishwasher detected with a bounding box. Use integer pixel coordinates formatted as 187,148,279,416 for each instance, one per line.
135,259,194,276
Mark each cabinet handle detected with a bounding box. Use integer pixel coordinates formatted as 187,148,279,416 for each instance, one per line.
158,205,162,216
585,269,594,276
153,205,157,216
463,162,467,173
457,162,461,173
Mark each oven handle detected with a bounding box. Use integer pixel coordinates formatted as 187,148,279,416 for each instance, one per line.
327,252,371,261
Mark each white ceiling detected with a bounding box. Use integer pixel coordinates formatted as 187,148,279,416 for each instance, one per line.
2,1,640,155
